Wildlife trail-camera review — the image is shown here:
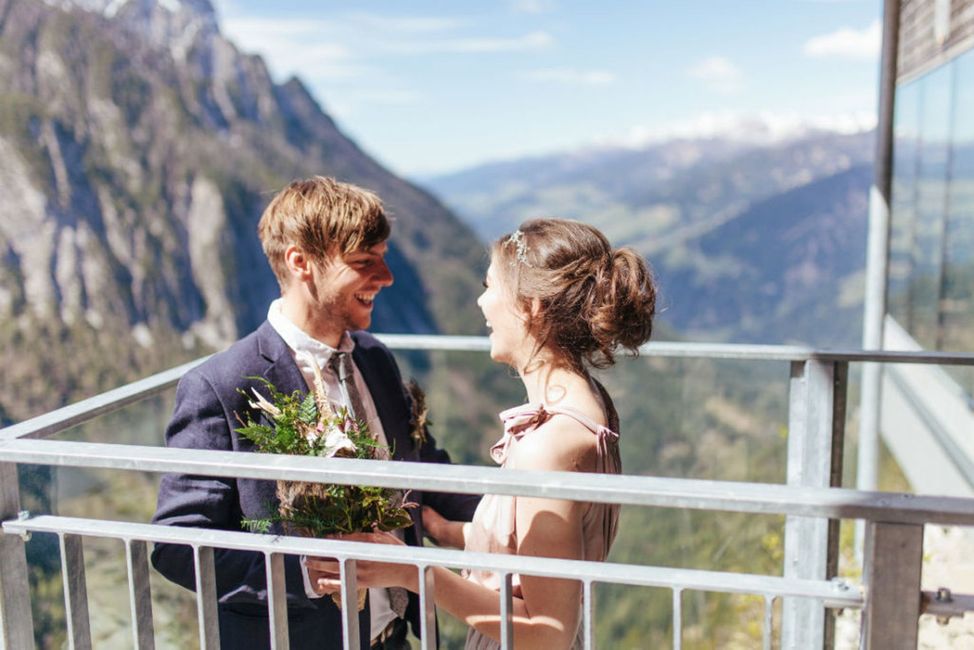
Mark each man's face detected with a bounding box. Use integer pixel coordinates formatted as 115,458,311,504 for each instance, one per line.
311,242,394,335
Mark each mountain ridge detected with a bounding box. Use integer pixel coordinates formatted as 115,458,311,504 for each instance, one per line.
0,0,485,422
424,130,874,346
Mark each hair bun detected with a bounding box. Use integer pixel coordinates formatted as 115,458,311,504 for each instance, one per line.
492,219,656,371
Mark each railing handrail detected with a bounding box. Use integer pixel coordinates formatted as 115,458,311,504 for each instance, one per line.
0,356,210,441
3,334,973,443
1,514,863,608
1,334,972,649
377,334,974,365
2,438,973,527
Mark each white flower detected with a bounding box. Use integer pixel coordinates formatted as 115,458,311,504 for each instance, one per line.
321,423,357,458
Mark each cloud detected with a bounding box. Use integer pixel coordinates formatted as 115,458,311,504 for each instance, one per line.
342,14,466,34
391,31,554,54
326,89,424,121
222,17,368,80
803,20,881,59
510,0,556,13
222,13,551,65
520,67,616,85
688,57,743,94
617,111,877,147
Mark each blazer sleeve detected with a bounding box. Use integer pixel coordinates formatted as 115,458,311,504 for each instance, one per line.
398,372,481,523
150,369,313,609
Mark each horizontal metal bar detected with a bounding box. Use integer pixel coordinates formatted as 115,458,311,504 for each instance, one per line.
2,439,973,526
376,334,974,365
920,590,974,618
376,334,491,352
0,357,208,441
2,336,970,444
2,515,866,609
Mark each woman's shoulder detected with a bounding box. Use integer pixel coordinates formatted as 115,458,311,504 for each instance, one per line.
510,412,601,473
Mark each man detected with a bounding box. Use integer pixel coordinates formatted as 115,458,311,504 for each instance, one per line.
151,176,479,649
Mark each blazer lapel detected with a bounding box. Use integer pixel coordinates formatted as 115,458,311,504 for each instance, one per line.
351,343,412,462
256,321,307,395
351,340,422,544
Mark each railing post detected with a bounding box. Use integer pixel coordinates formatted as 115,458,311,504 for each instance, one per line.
125,539,155,649
193,546,219,650
859,522,923,649
418,565,436,650
0,463,34,649
60,534,92,649
265,553,288,650
782,360,845,649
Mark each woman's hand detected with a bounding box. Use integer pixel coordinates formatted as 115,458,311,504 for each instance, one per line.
305,531,417,593
422,506,467,548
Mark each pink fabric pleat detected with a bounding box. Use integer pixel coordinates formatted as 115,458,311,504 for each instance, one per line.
463,402,622,650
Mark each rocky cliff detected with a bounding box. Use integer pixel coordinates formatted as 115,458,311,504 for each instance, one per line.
0,0,486,421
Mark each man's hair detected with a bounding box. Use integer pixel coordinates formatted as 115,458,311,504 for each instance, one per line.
258,176,390,289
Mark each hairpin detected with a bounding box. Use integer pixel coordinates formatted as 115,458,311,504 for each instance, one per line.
507,229,531,266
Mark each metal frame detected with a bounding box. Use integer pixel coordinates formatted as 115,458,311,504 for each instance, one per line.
1,337,974,649
2,515,865,650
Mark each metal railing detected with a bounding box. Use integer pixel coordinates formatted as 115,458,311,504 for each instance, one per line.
1,334,974,650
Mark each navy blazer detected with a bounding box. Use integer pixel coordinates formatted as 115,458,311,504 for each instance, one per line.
151,321,480,649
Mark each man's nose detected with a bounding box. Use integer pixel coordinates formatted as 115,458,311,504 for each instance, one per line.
375,258,394,286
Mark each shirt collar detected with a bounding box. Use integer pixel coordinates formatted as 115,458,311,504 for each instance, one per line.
266,298,355,368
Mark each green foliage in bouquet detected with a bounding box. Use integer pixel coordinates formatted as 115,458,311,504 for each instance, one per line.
235,367,415,538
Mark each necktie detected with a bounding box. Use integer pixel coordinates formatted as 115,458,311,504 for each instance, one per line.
328,352,408,618
328,352,368,426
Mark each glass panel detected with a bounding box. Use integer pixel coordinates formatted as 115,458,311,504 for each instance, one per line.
888,81,920,327
943,50,974,394
910,65,953,349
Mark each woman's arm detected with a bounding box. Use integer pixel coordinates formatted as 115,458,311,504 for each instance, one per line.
310,532,581,650
311,417,596,649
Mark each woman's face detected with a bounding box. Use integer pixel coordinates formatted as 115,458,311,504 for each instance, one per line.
477,259,530,367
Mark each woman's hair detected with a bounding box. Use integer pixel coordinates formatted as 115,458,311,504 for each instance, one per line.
258,176,390,290
492,218,656,372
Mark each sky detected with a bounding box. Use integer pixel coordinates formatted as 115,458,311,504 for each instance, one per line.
212,0,882,177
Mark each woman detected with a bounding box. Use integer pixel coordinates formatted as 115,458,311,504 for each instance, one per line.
311,218,656,649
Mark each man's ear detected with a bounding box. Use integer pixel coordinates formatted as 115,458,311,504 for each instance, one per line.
283,245,314,283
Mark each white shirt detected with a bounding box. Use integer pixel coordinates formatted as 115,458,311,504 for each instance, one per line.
266,299,399,640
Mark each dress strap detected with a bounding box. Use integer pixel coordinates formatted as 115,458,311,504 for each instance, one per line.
491,404,550,464
491,403,619,465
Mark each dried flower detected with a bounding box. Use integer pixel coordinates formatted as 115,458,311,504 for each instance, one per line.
248,387,282,419
406,378,429,447
321,423,356,458
235,376,414,541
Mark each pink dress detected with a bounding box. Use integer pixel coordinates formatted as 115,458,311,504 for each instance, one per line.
463,398,622,650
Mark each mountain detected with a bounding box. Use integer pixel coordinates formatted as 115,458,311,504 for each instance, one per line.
422,129,874,346
0,0,486,422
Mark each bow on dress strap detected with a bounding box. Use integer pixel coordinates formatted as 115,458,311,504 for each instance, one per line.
490,404,551,464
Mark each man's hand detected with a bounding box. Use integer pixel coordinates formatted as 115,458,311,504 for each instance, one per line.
422,506,468,549
305,531,417,593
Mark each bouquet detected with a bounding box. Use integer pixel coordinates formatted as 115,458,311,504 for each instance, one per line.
235,361,415,609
